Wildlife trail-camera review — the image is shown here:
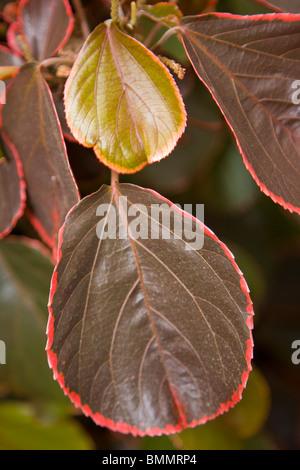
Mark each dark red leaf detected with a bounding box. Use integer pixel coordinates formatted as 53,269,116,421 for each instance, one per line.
17,0,74,61
6,22,25,58
0,132,26,239
253,0,300,13
1,63,80,250
52,87,76,143
47,183,253,437
178,13,300,215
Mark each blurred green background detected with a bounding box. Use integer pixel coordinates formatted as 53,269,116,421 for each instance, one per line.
0,0,299,450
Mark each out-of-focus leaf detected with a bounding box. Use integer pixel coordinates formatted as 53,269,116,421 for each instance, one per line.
6,22,25,58
177,418,245,450
125,79,227,195
142,3,183,28
221,368,271,439
0,65,18,80
17,0,74,61
178,0,219,15
47,183,253,437
0,45,23,67
0,401,94,450
177,368,271,449
2,63,80,250
252,0,300,12
209,141,259,213
0,238,67,402
0,45,23,79
0,132,26,239
65,21,187,174
140,435,177,451
178,13,300,215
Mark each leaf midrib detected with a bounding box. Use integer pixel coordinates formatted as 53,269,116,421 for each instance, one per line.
113,185,188,424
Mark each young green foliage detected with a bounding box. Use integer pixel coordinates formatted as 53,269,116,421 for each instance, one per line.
64,20,187,174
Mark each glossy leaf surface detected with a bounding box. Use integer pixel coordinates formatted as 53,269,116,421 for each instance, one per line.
65,21,187,174
0,133,26,239
2,63,80,249
178,13,300,215
18,0,74,61
47,183,253,436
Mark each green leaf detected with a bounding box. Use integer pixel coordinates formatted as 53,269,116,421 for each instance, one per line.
177,368,271,449
125,80,227,195
221,368,271,439
0,237,67,402
0,401,93,450
0,66,19,80
142,3,183,28
47,183,254,437
65,21,187,174
0,45,23,80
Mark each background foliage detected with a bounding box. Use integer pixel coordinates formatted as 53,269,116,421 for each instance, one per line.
0,0,299,450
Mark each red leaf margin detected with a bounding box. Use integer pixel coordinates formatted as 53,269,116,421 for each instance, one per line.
0,130,26,240
46,185,254,437
64,21,187,175
6,22,24,58
178,12,300,216
8,0,75,60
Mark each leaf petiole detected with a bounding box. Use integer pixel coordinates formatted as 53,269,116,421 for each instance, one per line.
111,170,119,187
150,27,177,52
72,0,90,40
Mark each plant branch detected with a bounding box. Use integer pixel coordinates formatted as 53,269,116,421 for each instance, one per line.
150,28,177,52
143,19,163,49
39,57,74,69
73,0,90,40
